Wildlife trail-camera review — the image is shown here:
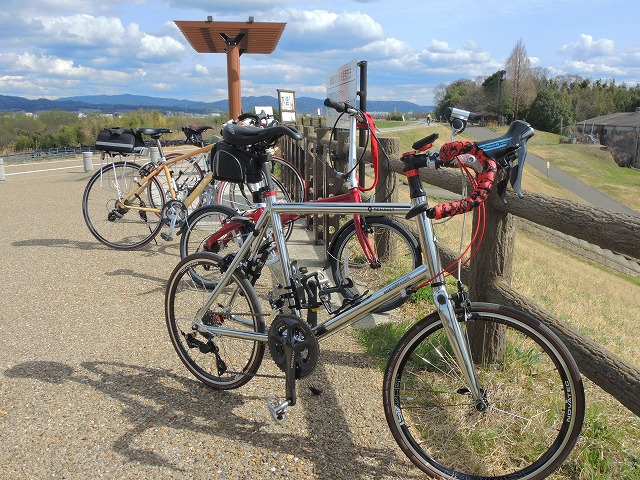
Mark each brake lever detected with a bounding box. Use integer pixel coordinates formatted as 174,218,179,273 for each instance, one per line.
509,142,527,199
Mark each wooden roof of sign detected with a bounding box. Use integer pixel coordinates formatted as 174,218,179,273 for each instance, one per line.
175,21,286,54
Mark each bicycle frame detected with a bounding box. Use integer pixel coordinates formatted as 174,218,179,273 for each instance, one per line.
192,156,484,405
105,144,214,216
204,114,394,266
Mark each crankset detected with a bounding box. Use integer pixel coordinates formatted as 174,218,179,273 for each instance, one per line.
267,315,319,423
160,200,188,241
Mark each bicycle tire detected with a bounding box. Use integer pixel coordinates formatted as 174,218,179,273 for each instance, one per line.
216,176,294,241
383,303,585,479
82,160,165,250
328,216,420,313
180,204,245,260
165,252,265,389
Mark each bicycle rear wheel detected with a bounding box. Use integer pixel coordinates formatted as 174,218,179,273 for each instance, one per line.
82,160,164,250
383,303,584,479
328,216,420,313
165,252,265,389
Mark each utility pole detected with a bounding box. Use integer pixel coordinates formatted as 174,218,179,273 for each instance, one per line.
498,70,506,126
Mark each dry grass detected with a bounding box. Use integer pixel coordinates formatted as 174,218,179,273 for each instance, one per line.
363,123,640,478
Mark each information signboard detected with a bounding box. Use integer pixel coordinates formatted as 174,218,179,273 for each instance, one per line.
277,89,297,123
326,59,358,127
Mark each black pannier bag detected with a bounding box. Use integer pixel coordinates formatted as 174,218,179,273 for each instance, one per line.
95,127,146,154
210,140,262,184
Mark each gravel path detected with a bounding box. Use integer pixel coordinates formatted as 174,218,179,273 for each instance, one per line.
0,161,425,479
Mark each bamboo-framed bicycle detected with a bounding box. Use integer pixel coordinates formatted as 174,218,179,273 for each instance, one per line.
82,125,304,250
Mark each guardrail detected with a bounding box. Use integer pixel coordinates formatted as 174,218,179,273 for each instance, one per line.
2,139,189,164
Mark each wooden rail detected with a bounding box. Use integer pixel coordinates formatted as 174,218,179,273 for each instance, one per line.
279,125,640,416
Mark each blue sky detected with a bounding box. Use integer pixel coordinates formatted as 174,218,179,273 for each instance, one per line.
0,0,638,106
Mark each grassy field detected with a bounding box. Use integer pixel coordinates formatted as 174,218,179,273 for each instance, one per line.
364,120,640,479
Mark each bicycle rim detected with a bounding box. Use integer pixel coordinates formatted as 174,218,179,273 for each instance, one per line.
329,217,420,312
165,253,265,390
82,161,164,250
383,305,584,479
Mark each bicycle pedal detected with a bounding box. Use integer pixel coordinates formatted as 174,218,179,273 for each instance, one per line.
267,395,290,424
160,232,174,241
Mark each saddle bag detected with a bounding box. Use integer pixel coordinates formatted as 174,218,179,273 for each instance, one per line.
210,140,262,184
95,127,146,154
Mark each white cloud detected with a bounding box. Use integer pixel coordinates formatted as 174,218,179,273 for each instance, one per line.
417,40,500,76
559,34,615,60
138,34,185,61
279,9,384,51
562,60,626,76
194,64,209,75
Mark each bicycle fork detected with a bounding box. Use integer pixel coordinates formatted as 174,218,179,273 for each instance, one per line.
413,200,486,410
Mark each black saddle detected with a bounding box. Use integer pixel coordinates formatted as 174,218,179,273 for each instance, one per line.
222,124,303,147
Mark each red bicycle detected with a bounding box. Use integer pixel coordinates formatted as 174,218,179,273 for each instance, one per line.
179,106,422,313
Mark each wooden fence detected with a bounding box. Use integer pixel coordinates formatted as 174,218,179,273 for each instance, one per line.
279,121,640,417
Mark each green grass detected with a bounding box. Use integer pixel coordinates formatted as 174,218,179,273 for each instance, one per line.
355,321,640,479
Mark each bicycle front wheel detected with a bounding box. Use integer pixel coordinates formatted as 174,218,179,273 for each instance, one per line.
328,216,420,312
383,303,584,479
165,252,265,389
82,160,164,249
180,204,244,260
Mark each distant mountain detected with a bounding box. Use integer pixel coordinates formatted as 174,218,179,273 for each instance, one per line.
0,93,434,115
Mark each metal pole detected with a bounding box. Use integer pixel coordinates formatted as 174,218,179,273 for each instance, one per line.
498,70,506,126
358,60,368,189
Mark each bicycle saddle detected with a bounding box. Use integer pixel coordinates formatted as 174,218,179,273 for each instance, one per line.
138,127,172,137
222,123,303,147
183,124,213,134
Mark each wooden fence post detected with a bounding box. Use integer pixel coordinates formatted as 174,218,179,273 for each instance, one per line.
373,137,400,259
467,193,516,361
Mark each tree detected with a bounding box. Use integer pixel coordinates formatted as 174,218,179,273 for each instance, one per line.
527,89,572,133
435,79,479,118
505,39,537,119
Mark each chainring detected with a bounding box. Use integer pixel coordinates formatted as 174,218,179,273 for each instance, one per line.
161,199,188,227
268,315,319,379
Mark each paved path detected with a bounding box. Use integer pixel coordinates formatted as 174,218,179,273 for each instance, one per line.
467,126,639,217
0,160,422,480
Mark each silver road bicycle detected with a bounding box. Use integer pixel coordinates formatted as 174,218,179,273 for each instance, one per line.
165,101,585,479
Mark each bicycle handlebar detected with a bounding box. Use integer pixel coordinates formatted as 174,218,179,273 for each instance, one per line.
324,98,358,115
406,117,535,220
